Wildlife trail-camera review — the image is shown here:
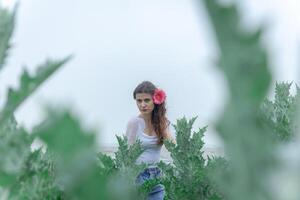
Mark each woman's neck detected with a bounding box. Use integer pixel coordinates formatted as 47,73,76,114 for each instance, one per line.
139,114,152,125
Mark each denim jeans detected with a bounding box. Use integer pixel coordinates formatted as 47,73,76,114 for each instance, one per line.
135,166,165,200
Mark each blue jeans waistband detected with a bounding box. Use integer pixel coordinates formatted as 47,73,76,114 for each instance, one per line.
136,166,162,186
144,166,161,174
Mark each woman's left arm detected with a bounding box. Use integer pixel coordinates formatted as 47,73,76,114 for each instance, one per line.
165,130,176,145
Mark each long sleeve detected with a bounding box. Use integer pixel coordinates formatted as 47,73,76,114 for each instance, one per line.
125,118,139,145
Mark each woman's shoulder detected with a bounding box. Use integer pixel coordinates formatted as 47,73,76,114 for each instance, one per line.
127,116,144,126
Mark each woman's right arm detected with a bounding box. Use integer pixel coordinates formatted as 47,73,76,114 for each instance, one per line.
125,119,138,145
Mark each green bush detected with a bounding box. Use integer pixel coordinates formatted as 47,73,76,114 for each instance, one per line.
158,117,225,200
260,82,300,142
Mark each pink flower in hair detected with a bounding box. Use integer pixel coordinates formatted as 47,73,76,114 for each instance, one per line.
153,89,166,105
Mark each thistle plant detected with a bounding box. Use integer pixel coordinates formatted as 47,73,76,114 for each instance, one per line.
159,117,224,200
0,5,71,198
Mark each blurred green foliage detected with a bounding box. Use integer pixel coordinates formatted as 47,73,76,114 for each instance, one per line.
203,1,299,200
0,6,15,69
0,1,299,200
204,0,274,199
260,82,300,141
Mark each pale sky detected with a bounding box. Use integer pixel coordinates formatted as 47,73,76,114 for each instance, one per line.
0,0,299,149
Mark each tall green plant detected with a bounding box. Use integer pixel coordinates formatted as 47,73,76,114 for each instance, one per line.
0,5,70,198
203,1,276,200
260,82,300,141
160,117,224,200
0,11,71,188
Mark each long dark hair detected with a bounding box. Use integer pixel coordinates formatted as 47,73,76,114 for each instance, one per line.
133,81,170,145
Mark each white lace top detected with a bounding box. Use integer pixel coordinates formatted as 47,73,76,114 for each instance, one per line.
125,116,162,165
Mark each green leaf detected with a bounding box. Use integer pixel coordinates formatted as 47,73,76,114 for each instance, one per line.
114,135,144,168
32,108,95,163
203,1,275,200
8,149,63,199
0,56,72,125
97,152,117,175
0,118,32,187
203,0,271,108
162,117,222,199
0,6,15,70
0,171,16,187
260,82,299,141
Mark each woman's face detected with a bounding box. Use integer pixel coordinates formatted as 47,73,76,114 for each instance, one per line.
135,93,155,115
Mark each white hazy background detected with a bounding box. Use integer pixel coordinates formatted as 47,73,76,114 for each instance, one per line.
0,0,299,150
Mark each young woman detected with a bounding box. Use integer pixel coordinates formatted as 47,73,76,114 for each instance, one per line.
125,81,176,200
